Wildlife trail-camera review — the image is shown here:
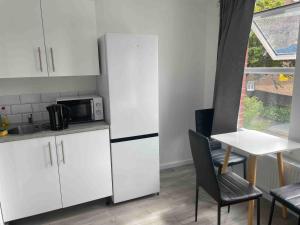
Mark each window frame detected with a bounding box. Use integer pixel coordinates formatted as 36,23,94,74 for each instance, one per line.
244,67,295,75
252,2,300,61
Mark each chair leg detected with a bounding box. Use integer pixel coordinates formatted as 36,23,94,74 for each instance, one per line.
268,198,276,225
218,204,221,225
243,161,247,179
298,216,300,225
257,198,260,225
195,185,199,222
228,205,230,213
218,165,222,175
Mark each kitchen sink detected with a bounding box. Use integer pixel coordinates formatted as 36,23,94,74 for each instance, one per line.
8,123,48,135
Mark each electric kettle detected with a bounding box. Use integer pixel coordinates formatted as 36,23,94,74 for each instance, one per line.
47,104,70,131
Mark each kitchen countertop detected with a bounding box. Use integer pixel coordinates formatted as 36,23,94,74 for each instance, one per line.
0,121,109,143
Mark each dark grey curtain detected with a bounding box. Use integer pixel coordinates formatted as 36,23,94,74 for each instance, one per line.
211,0,256,135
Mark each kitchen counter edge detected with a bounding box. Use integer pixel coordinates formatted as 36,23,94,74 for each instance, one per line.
0,121,110,143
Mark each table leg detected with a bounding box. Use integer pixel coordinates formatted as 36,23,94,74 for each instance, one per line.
221,145,232,174
247,155,257,225
277,152,288,218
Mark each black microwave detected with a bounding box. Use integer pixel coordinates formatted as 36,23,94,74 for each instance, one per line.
56,96,104,123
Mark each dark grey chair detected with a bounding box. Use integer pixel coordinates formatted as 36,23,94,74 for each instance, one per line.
195,109,247,178
189,130,262,225
268,183,300,225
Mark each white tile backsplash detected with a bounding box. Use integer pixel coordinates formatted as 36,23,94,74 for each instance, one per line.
0,95,20,105
78,90,97,96
22,112,43,123
42,112,49,121
0,105,11,115
40,102,54,112
0,90,96,124
32,103,41,112
60,91,78,97
11,104,32,114
7,114,22,124
41,93,60,103
33,112,43,121
20,93,41,104
22,114,31,123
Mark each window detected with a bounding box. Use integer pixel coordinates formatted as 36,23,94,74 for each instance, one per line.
252,3,300,60
238,1,300,138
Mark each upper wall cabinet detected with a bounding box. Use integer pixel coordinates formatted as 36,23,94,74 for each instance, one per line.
0,0,99,78
41,0,99,77
0,0,48,78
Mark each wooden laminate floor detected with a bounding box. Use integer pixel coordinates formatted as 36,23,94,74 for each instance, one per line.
12,165,297,225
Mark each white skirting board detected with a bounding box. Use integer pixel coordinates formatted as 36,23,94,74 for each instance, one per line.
160,159,193,170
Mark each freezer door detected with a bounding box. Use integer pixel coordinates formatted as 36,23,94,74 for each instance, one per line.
105,34,159,139
111,136,160,203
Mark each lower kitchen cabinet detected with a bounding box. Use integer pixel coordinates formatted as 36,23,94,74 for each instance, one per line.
0,129,112,222
56,129,112,207
0,137,62,222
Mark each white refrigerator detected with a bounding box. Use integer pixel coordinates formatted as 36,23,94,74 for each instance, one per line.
97,33,160,203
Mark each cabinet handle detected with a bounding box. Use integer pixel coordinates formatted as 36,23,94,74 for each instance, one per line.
61,140,66,164
48,142,53,166
38,47,43,72
50,47,56,72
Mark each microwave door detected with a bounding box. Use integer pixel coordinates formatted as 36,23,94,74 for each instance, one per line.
59,99,93,123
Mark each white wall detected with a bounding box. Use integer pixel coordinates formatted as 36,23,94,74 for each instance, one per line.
203,0,219,109
0,76,97,96
95,0,219,168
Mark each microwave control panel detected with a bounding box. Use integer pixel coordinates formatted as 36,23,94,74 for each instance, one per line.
93,98,104,121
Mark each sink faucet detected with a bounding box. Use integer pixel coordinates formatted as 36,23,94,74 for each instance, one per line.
28,114,33,124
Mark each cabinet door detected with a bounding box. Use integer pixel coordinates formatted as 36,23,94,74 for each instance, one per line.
41,0,99,77
0,0,48,78
0,137,62,222
56,130,112,207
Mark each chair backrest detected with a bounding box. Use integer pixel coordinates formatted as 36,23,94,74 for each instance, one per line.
195,109,214,137
188,129,220,202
